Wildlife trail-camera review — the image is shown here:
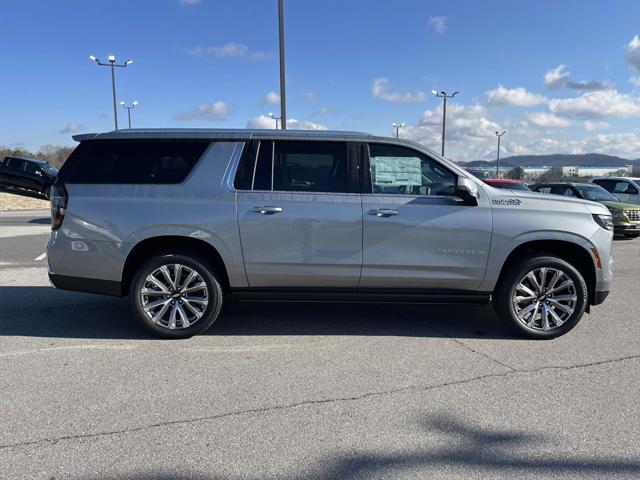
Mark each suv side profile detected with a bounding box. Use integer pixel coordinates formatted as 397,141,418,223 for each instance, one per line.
590,177,640,205
0,156,58,198
48,129,613,339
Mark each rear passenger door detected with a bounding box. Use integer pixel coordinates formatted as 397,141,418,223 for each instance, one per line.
235,140,362,288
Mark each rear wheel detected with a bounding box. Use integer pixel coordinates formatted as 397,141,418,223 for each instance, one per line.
494,255,588,339
130,253,223,338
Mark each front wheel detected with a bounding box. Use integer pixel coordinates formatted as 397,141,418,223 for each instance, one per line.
494,255,588,339
130,253,223,339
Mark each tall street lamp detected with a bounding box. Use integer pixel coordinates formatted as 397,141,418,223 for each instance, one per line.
495,130,506,178
432,90,459,157
120,101,139,129
278,0,287,129
268,112,281,129
89,54,134,130
392,122,405,138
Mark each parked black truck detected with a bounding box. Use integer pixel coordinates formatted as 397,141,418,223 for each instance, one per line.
0,156,58,198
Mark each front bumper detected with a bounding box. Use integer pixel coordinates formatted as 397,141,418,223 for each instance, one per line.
613,222,640,235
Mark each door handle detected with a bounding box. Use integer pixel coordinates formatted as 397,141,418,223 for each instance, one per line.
252,206,283,215
368,208,399,217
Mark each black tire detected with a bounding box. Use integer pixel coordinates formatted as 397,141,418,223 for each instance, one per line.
129,252,223,339
624,233,640,239
494,255,588,339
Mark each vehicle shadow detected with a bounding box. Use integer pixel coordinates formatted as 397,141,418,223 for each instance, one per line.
81,413,640,479
0,286,514,340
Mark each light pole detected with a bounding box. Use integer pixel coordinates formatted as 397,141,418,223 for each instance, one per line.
120,101,139,129
392,122,405,138
495,131,506,178
89,54,134,130
278,0,287,129
268,112,281,129
432,90,459,157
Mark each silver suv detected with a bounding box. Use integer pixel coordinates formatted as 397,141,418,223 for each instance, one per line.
47,129,613,339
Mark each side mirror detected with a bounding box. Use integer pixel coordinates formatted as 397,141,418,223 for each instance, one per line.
456,177,479,206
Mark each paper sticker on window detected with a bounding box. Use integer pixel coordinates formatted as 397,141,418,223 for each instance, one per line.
372,157,422,186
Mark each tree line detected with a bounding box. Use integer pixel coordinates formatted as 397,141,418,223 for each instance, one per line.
1,145,74,169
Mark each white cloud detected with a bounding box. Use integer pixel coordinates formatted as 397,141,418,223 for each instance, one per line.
246,115,327,130
175,101,229,121
262,91,280,105
624,34,640,72
548,90,640,118
186,42,273,60
179,0,201,5
372,77,427,103
583,120,610,132
301,92,318,102
311,106,330,117
525,112,572,127
544,64,612,91
59,122,84,134
507,132,640,159
428,16,448,34
286,118,327,130
485,85,547,107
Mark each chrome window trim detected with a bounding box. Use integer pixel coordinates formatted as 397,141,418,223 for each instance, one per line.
222,141,247,192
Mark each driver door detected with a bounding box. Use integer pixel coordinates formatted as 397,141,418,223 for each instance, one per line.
360,143,492,291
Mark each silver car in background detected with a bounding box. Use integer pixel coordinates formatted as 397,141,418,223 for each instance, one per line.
47,129,613,339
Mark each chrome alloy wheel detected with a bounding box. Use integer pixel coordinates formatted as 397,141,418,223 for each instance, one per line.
140,264,209,329
511,267,577,331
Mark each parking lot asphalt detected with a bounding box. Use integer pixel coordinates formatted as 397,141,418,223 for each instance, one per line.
1,209,639,479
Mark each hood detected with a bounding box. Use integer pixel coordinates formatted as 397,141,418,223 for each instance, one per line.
599,200,640,211
509,189,609,215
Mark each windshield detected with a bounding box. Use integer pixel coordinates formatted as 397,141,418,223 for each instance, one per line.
40,164,59,175
574,184,618,202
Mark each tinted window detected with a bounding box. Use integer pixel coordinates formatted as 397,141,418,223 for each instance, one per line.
574,185,619,202
551,186,575,197
66,141,209,184
5,158,26,170
242,140,349,193
592,179,613,191
273,141,347,193
368,144,456,196
536,186,553,194
24,162,39,174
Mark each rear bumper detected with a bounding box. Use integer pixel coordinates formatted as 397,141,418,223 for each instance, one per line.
49,272,123,297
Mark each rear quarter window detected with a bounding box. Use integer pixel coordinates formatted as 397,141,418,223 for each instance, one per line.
65,140,210,184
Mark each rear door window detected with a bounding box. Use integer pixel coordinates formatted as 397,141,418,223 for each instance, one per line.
235,140,354,193
66,140,210,184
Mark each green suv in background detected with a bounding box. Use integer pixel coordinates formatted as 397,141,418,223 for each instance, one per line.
532,182,640,238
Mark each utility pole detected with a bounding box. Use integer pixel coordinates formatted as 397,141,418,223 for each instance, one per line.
120,101,139,129
268,112,281,129
278,0,287,129
495,131,506,178
392,122,405,138
89,55,134,130
432,90,459,157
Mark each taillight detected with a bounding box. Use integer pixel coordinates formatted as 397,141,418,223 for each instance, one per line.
51,183,68,230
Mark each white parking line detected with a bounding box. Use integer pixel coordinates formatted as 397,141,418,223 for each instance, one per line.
34,252,47,261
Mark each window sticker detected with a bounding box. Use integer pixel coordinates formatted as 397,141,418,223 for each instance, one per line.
372,156,422,186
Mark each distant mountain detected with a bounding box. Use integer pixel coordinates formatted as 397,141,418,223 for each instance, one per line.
462,153,639,168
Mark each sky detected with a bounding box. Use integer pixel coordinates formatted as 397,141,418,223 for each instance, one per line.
1,0,639,161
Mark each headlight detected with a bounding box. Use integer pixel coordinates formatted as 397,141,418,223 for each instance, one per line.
609,209,623,220
593,214,614,231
